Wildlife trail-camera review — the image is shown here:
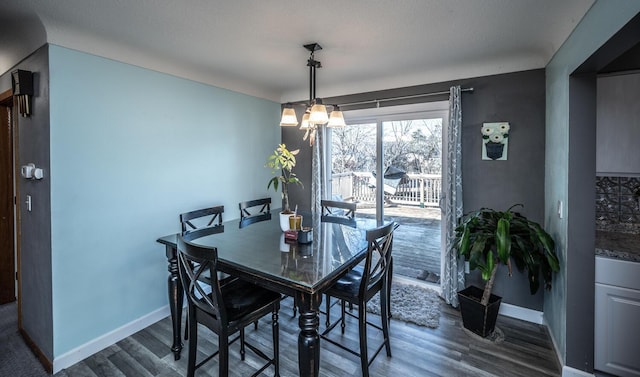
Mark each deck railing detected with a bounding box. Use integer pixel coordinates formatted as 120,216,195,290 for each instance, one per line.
331,171,442,207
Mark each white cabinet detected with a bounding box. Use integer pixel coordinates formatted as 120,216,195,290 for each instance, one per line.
595,256,640,377
596,73,640,175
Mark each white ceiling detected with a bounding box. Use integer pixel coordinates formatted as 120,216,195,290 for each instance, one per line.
0,0,594,103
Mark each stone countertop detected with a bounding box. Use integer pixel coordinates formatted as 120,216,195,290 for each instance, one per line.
595,230,640,263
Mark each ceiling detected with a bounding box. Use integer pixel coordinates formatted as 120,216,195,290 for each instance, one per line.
0,0,594,103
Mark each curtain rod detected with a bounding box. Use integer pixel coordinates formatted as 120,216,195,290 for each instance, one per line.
337,87,474,108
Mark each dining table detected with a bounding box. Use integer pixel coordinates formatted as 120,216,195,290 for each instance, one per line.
156,210,385,377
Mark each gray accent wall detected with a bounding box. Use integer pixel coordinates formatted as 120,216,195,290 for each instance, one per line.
283,69,547,310
0,45,53,363
545,2,640,373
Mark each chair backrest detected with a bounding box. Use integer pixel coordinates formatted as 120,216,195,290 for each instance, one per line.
177,231,227,324
180,206,224,238
359,222,397,298
239,198,271,228
321,199,357,225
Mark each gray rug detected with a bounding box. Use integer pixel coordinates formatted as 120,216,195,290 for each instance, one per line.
367,281,440,328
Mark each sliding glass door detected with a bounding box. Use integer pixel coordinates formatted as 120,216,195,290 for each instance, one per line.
328,102,448,287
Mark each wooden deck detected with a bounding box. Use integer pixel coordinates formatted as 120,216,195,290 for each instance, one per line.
357,205,442,285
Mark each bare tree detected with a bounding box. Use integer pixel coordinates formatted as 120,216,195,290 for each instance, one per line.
331,118,442,175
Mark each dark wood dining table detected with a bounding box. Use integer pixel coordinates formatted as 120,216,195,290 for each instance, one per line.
157,210,383,377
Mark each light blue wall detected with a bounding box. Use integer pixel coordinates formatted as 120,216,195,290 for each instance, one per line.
545,0,640,367
49,45,281,356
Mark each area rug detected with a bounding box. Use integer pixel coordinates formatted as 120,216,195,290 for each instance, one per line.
366,280,440,328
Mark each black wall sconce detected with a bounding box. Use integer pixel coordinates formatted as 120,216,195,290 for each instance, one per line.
12,69,34,117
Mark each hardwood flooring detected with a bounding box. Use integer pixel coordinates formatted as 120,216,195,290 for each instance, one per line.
55,296,561,377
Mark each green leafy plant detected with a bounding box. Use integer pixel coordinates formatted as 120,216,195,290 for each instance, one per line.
266,144,303,213
454,204,560,306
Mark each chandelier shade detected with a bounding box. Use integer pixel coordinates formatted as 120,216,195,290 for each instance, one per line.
299,112,311,130
327,107,346,128
309,103,328,125
279,105,298,127
279,43,346,144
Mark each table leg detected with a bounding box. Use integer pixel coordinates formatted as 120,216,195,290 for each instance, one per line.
295,292,322,377
165,245,183,360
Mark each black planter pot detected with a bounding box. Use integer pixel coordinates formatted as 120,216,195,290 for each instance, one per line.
485,141,505,160
458,286,502,338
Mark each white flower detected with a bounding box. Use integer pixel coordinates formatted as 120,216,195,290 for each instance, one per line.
498,123,510,133
490,133,504,143
481,126,494,136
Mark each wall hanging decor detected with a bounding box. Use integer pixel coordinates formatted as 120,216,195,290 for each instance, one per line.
11,69,34,117
481,122,509,160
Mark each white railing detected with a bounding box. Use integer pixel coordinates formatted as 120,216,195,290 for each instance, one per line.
331,172,442,207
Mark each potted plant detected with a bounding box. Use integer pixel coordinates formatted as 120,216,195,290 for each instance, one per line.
453,204,560,337
266,144,303,231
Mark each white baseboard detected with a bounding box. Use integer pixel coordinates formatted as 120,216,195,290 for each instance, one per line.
498,302,544,324
562,366,595,377
52,306,170,374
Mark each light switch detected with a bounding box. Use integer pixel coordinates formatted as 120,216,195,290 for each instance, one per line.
26,195,32,212
557,200,563,219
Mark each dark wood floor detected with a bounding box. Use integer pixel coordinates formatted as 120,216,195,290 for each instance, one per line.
55,295,561,377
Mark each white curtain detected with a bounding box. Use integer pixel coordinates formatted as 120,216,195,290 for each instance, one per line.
440,85,465,307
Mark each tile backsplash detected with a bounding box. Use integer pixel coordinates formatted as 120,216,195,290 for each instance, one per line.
596,176,640,230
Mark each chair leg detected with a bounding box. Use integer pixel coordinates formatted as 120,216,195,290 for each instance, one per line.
219,333,229,377
272,310,280,377
387,258,393,319
184,309,190,340
240,327,246,360
186,311,197,377
380,284,392,357
325,294,331,327
340,300,346,334
358,304,370,377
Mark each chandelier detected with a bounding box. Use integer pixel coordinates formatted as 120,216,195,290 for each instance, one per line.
279,43,346,145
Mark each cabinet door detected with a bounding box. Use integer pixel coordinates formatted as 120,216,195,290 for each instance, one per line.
595,283,640,377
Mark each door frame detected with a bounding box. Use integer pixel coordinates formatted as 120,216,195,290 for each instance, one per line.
0,88,17,307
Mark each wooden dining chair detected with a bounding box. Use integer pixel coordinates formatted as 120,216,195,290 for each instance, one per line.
321,199,358,322
180,206,233,339
239,198,272,228
180,205,224,238
321,199,357,226
321,222,397,377
177,231,281,377
238,197,297,318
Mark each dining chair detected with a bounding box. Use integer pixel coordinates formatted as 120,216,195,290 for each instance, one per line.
321,222,397,377
180,205,224,238
321,199,357,226
179,205,231,340
239,198,272,228
321,199,358,323
239,197,299,318
177,231,281,377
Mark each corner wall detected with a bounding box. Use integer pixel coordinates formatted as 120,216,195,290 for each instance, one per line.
544,0,640,372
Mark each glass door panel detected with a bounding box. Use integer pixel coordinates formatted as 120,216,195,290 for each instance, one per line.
330,115,444,286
